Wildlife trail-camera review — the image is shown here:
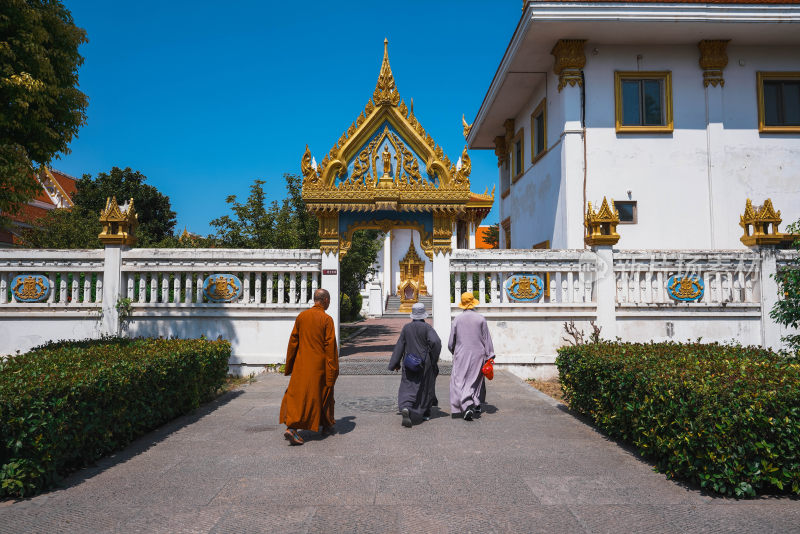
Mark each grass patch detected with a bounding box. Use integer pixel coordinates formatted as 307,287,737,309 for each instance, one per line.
527,378,565,403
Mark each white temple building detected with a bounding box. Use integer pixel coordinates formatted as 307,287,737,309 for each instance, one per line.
467,0,800,250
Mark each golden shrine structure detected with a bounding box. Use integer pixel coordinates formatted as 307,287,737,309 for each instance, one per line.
301,40,493,312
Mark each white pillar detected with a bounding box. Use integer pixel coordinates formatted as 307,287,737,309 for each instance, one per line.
451,221,458,250
321,251,340,345
468,221,476,249
368,281,383,317
705,81,725,249
101,244,124,336
383,231,391,302
432,250,452,360
593,245,616,339
560,82,586,250
759,246,781,349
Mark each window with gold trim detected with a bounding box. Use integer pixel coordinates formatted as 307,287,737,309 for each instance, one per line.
614,71,673,133
511,129,524,182
530,99,547,163
501,217,511,249
757,72,800,133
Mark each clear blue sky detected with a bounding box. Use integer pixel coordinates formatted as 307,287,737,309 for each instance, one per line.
58,1,521,234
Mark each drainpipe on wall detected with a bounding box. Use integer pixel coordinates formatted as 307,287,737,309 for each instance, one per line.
581,70,588,249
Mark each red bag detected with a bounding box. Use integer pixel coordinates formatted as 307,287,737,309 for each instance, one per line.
481,358,494,380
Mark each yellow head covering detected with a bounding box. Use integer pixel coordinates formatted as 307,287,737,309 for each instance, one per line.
459,291,478,310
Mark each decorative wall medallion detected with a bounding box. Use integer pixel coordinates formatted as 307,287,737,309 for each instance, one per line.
203,274,242,303
11,274,50,302
504,274,544,302
667,275,704,302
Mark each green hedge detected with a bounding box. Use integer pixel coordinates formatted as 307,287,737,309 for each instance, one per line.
0,337,230,498
556,342,800,497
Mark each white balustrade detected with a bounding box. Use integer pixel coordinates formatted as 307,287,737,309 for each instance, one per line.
614,250,761,306
119,249,321,309
0,250,104,308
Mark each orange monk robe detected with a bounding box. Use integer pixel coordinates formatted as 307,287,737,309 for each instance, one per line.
279,303,339,432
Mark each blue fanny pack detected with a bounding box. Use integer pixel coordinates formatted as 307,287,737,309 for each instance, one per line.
404,352,424,374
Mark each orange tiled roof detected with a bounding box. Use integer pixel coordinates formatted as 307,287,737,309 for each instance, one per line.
475,225,497,249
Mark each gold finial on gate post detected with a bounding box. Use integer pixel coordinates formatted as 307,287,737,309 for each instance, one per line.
98,196,138,246
585,197,620,246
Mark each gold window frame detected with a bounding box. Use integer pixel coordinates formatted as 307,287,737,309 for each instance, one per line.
614,71,673,133
530,98,547,164
511,128,525,183
757,72,800,133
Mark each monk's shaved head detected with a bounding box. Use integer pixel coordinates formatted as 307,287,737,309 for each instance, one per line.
314,288,330,304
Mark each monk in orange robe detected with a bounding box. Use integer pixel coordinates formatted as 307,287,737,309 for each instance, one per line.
280,288,338,445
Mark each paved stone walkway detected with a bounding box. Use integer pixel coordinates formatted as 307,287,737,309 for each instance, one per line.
1,321,798,532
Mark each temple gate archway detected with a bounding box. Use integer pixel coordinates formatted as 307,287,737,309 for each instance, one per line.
301,40,493,346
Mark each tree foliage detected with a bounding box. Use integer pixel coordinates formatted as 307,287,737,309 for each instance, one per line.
771,220,800,352
210,174,318,249
22,167,176,248
0,0,88,227
481,222,499,249
340,230,383,321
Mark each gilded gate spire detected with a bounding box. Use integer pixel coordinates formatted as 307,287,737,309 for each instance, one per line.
373,39,400,106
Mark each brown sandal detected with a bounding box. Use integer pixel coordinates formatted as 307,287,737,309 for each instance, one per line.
284,429,304,445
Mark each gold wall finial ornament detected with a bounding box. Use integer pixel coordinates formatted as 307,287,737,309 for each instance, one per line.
698,40,730,88
551,39,587,92
584,197,620,246
740,198,786,246
98,196,138,245
462,114,473,140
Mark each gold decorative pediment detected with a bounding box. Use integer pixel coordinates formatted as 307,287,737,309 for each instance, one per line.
301,40,472,212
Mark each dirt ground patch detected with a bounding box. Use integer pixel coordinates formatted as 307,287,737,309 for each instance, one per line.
527,378,565,404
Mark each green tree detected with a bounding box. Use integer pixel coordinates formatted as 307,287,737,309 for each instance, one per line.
771,220,800,352
340,229,383,321
482,222,499,249
21,206,100,248
22,166,176,247
0,0,88,228
210,174,318,249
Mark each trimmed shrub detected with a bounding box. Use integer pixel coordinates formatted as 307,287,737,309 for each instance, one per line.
556,342,800,497
0,337,230,497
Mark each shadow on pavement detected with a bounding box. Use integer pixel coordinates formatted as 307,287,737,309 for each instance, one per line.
300,415,357,442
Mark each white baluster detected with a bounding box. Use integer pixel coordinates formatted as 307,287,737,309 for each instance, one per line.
242,272,250,303
289,272,297,304
560,274,568,302
196,273,204,303
59,275,67,305
267,273,274,304
47,272,56,303
566,272,574,303
301,273,308,304
137,275,145,303
466,273,473,295
83,275,91,304
71,275,78,305
172,273,180,304
277,272,285,304
734,271,744,303
254,273,262,304
150,273,158,304
478,273,486,304
745,274,754,303
161,274,169,304
95,275,103,304
655,271,664,303
454,273,461,302
127,275,134,302
185,274,192,304
549,276,557,304
311,272,318,303
0,273,7,304
490,273,498,303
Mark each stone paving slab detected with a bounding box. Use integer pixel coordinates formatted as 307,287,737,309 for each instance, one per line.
1,368,798,533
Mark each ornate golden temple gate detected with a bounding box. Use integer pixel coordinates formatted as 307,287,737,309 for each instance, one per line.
300,40,493,343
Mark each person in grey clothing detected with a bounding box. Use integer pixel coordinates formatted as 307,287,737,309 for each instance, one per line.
388,302,442,428
448,292,496,421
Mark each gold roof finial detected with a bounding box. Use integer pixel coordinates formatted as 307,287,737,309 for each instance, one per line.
373,38,400,106
462,114,473,140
